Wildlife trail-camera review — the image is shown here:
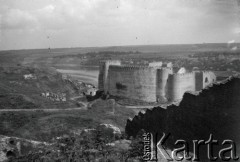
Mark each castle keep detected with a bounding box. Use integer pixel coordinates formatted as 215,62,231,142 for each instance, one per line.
98,60,216,103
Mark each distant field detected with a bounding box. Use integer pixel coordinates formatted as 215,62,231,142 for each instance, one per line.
1,43,239,66
1,43,238,54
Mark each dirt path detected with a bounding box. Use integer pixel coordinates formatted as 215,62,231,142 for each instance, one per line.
0,107,87,112
0,101,88,112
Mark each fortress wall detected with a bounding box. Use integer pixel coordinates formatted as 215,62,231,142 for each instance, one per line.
166,72,196,101
156,68,173,102
107,66,158,102
98,60,121,91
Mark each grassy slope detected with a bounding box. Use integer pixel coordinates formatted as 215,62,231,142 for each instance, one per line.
0,66,78,109
0,99,135,142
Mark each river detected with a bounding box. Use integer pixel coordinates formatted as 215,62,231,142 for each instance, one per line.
56,69,99,86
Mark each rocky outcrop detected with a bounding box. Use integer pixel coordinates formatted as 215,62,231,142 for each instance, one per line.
125,77,240,161
0,135,50,162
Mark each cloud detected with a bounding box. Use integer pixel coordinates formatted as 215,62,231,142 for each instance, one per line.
1,0,236,32
0,0,96,31
234,27,240,35
0,0,239,50
1,9,38,30
237,0,240,6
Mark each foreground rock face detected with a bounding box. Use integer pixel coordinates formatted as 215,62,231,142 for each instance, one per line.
125,77,240,161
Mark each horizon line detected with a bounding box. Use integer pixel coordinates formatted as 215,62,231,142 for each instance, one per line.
0,42,239,52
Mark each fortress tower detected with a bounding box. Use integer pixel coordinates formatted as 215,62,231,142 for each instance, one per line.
107,65,160,102
166,73,196,102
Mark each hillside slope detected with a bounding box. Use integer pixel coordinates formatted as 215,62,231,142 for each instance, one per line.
0,66,78,109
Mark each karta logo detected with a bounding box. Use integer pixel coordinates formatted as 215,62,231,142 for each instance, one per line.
142,133,239,161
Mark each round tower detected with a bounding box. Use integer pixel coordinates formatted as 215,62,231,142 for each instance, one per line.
166,73,196,102
166,74,181,102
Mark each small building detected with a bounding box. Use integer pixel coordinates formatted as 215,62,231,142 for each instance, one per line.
86,88,97,96
177,67,187,74
149,61,163,67
23,74,36,80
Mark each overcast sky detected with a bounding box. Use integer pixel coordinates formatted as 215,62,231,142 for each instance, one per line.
0,0,240,50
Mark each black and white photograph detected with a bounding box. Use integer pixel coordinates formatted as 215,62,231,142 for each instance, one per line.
0,0,240,161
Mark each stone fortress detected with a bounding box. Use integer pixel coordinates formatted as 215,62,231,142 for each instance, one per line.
98,60,216,103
